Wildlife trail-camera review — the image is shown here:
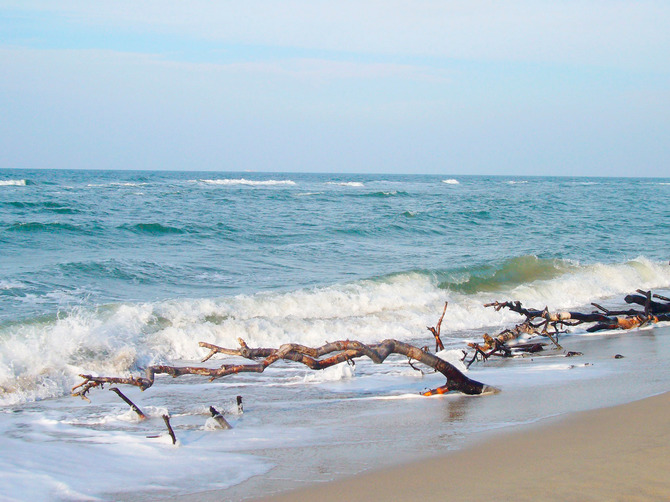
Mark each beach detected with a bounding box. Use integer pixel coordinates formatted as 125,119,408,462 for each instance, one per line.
264,391,670,502
1,171,669,501
162,325,670,502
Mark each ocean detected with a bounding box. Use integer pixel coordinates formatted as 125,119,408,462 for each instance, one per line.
1,169,669,500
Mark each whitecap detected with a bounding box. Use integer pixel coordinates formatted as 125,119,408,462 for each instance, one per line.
442,179,459,185
198,179,296,186
0,180,26,186
325,181,364,187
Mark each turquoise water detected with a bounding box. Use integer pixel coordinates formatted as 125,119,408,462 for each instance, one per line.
1,170,668,321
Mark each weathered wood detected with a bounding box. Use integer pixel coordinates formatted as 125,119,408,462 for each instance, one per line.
209,406,232,429
162,415,177,445
624,293,670,314
109,387,146,420
73,338,497,399
427,302,448,351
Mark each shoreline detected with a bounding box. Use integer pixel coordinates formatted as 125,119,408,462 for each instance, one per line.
159,326,670,502
262,391,670,502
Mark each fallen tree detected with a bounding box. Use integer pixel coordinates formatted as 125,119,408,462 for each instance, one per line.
73,338,497,400
72,290,669,402
464,289,670,367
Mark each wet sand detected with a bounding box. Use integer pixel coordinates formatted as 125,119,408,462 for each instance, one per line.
263,391,670,501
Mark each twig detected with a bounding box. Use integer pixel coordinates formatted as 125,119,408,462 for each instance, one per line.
162,414,177,445
110,387,146,420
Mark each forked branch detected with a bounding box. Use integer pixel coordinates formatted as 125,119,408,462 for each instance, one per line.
73,338,498,400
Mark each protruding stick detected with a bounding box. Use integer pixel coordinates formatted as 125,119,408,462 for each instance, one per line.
110,387,146,420
427,301,448,351
236,395,243,414
209,406,232,429
162,415,177,444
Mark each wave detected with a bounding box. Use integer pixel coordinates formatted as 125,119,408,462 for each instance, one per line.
119,223,187,235
87,182,149,188
3,201,81,214
439,255,572,294
0,280,28,291
361,191,408,198
1,256,668,405
442,179,459,185
0,180,28,186
325,182,364,187
197,179,296,186
5,222,85,233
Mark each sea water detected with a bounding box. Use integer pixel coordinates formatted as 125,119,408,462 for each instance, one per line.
0,170,669,500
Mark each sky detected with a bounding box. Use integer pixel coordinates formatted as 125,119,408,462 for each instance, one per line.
0,1,669,176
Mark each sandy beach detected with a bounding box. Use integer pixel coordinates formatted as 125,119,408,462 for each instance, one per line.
263,391,670,502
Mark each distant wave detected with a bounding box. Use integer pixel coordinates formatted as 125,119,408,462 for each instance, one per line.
120,223,187,235
3,201,81,214
0,180,27,186
442,179,459,185
325,181,364,187
361,191,408,198
0,280,27,291
506,180,528,185
197,179,296,186
87,182,149,188
5,222,84,233
295,192,323,197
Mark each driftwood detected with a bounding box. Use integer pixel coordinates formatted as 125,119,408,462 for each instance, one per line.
73,338,498,400
109,387,146,420
427,301,448,351
162,415,177,444
209,406,232,429
71,289,668,404
484,291,670,334
463,290,670,367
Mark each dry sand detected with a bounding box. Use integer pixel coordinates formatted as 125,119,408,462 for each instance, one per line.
262,391,670,502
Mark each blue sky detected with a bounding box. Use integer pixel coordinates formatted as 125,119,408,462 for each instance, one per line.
1,1,669,176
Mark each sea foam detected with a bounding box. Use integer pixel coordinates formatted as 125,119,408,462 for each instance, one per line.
198,179,296,186
325,181,364,187
1,257,668,406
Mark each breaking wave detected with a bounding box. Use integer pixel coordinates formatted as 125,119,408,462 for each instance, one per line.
197,179,296,186
325,181,364,187
1,256,668,405
0,180,28,187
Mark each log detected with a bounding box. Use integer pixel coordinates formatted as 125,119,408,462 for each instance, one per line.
624,293,670,314
72,338,497,399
